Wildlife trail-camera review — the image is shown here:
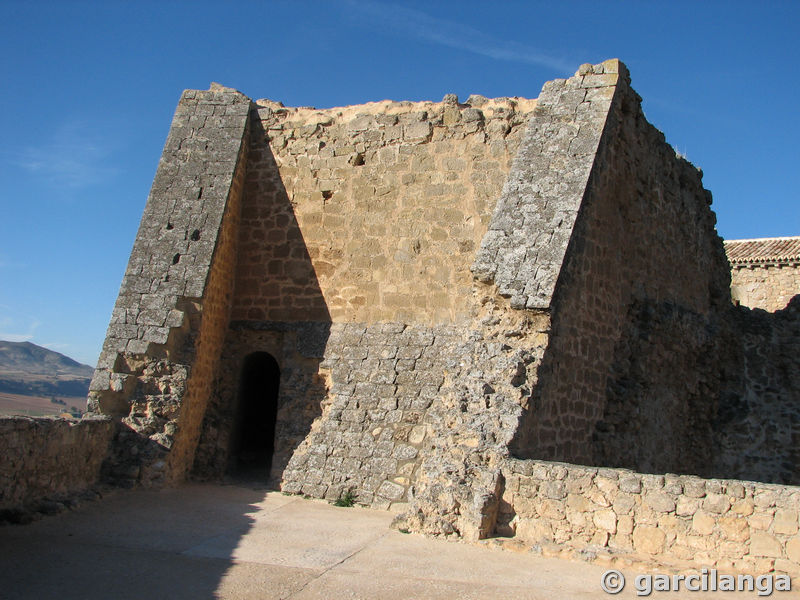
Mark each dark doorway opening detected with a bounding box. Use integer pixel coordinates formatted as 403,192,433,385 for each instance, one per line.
230,352,280,481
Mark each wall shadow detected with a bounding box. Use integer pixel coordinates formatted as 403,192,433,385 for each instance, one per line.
510,297,800,486
0,483,289,600
192,116,332,489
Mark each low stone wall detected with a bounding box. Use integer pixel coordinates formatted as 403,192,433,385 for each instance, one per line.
0,415,114,516
502,458,800,576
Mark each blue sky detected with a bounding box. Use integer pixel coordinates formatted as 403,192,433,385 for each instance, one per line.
0,0,797,366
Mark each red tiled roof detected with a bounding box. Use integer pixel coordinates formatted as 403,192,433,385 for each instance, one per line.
724,236,800,264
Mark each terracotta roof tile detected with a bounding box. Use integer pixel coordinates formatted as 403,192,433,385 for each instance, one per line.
724,236,800,264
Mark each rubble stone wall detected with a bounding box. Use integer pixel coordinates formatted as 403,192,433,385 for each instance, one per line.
731,264,800,312
280,322,463,506
502,458,800,577
0,416,114,513
712,301,800,485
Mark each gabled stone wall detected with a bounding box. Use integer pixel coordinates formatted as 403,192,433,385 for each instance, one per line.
193,94,540,496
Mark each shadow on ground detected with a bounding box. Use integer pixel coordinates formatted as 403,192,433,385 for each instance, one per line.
1,483,760,599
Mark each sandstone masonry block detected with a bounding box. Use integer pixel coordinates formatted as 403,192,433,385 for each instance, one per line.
773,509,799,535
633,526,666,555
750,532,783,558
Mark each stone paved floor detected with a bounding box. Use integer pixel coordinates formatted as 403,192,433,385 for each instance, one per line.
0,483,788,599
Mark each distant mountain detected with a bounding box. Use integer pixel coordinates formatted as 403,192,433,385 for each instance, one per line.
0,341,94,398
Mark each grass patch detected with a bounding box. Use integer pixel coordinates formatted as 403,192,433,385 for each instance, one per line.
333,489,357,507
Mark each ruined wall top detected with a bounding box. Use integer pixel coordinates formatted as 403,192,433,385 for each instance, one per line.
251,95,538,126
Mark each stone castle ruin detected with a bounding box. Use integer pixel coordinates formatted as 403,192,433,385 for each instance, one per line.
4,59,799,574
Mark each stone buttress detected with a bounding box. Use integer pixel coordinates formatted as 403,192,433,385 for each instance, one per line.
88,85,250,485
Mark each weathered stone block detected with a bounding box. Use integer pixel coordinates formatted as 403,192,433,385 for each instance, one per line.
645,492,676,513
376,480,405,501
773,509,799,535
618,476,641,494
632,525,666,555
593,508,617,533
718,516,749,542
703,493,731,514
786,537,800,564
748,512,774,531
692,511,716,536
749,532,782,558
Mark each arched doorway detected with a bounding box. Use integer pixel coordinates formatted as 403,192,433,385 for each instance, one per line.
231,352,280,478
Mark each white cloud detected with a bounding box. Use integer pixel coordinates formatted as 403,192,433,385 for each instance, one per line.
0,332,35,342
343,1,574,72
13,120,118,188
0,315,40,343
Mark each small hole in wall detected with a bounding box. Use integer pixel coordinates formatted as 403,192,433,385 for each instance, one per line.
197,187,204,199
166,222,174,230
172,253,181,265
190,229,201,241
321,190,334,201
351,153,365,166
